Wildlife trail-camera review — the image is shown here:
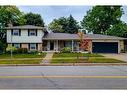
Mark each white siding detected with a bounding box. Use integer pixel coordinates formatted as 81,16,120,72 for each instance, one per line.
7,29,44,43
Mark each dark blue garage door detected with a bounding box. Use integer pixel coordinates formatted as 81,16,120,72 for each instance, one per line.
92,42,118,53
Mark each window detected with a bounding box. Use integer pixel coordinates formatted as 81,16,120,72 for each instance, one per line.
13,43,20,48
29,43,36,50
28,29,37,36
12,30,20,36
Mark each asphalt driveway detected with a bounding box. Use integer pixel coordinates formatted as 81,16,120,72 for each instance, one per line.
102,53,127,62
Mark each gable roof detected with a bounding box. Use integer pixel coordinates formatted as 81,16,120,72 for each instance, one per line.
43,33,126,40
5,25,44,29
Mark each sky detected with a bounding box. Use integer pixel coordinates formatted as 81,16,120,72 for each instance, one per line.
17,6,127,25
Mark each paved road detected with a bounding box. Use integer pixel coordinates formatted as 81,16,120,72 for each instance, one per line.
1,66,127,89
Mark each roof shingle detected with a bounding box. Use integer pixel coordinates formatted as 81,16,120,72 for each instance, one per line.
43,33,126,40
5,25,44,29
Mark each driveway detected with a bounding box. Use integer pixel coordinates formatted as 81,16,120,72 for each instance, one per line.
102,53,127,62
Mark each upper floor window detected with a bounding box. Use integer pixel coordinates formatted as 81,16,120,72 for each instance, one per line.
12,29,20,36
28,29,37,36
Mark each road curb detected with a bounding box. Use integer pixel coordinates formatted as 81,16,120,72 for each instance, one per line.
0,63,127,66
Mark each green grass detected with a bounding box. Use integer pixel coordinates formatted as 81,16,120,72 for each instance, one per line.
51,57,125,63
53,53,103,58
0,53,46,59
0,59,42,64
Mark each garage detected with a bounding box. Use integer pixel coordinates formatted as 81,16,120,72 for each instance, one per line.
92,42,118,53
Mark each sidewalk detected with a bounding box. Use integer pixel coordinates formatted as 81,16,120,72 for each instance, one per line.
41,52,54,64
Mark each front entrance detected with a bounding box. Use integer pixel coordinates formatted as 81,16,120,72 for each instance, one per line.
50,41,54,50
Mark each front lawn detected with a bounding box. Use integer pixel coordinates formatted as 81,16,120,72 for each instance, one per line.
0,53,46,59
53,53,103,58
0,59,42,64
51,57,125,63
51,53,125,63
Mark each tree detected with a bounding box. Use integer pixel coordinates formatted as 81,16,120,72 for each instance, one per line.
24,12,44,26
48,19,64,33
0,6,25,26
0,6,25,52
107,22,127,37
67,15,80,33
81,6,123,34
48,15,80,33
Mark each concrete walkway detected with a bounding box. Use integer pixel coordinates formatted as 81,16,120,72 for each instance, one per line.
41,52,54,64
102,53,127,62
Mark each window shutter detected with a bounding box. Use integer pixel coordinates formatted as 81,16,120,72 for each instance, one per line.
36,29,37,36
28,43,30,50
36,43,38,50
28,29,30,36
19,29,21,36
20,43,21,48
11,29,13,35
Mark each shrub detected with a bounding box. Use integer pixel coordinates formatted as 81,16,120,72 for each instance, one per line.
28,50,38,54
17,48,28,54
61,47,72,53
6,46,17,54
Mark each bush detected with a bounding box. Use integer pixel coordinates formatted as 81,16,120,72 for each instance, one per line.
6,46,17,54
61,47,72,53
17,48,28,54
28,50,38,54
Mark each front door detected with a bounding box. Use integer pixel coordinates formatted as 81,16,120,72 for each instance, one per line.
50,41,54,50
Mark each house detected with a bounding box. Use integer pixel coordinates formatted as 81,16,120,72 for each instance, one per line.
6,25,127,53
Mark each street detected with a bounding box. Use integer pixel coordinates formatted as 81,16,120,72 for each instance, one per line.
0,66,127,89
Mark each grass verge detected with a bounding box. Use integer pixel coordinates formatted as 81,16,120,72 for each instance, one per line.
51,57,125,64
0,59,42,64
0,53,46,59
53,53,103,58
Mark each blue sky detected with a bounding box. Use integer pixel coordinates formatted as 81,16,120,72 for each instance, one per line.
17,6,127,25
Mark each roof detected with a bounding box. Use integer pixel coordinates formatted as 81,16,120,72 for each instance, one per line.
43,33,126,40
5,25,44,29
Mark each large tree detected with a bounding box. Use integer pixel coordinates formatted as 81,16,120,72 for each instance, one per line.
48,15,80,33
107,21,127,37
81,6,123,34
24,12,44,27
0,6,25,27
67,15,80,33
0,6,25,52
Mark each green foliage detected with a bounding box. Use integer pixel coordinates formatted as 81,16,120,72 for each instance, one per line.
17,48,28,54
61,47,72,53
28,50,38,54
6,46,17,53
0,6,25,26
48,19,64,32
24,12,45,26
81,6,123,34
107,22,127,37
0,6,26,53
48,15,80,33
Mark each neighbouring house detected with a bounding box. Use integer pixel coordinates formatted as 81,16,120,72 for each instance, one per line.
6,25,127,53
